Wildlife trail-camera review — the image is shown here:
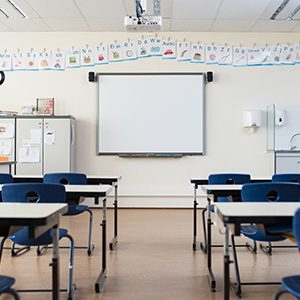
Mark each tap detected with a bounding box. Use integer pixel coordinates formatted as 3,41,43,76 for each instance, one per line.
289,133,300,150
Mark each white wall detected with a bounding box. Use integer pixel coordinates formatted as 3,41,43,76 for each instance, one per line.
1,32,300,207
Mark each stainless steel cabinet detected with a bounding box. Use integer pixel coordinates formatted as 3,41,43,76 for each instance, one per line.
0,115,75,176
275,151,300,173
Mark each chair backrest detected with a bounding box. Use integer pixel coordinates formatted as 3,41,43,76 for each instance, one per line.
293,208,300,250
0,173,13,184
43,173,87,185
1,183,66,203
272,173,300,183
208,173,251,184
241,182,300,202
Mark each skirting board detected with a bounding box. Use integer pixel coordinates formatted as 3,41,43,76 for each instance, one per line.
82,196,207,208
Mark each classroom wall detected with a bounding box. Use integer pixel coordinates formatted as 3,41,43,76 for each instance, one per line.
1,32,299,207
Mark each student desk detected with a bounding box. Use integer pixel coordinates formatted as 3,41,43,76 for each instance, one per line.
0,202,67,300
63,185,113,293
0,161,16,174
200,184,243,291
215,202,300,300
13,175,122,250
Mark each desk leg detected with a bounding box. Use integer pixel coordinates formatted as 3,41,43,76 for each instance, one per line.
207,197,216,291
193,185,198,251
224,224,230,300
52,225,60,300
109,184,118,251
95,198,107,293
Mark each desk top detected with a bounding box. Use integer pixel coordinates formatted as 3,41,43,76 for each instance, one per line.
12,175,122,185
215,202,300,226
0,184,113,195
0,203,67,220
64,184,113,194
201,185,243,193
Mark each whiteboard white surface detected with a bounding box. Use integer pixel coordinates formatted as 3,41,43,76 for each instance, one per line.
97,73,205,155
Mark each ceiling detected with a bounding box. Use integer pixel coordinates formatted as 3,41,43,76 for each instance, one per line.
0,0,300,32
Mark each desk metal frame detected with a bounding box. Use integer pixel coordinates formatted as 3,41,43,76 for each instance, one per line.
0,203,67,300
13,175,121,251
215,202,300,300
64,185,113,293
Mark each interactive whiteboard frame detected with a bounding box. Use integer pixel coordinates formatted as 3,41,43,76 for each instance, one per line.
97,73,205,156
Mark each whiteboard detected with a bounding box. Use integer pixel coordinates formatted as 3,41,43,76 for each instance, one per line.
97,73,205,156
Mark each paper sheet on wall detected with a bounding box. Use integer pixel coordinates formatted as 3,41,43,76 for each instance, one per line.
45,130,55,145
0,123,14,138
19,147,40,163
30,128,42,144
0,140,12,155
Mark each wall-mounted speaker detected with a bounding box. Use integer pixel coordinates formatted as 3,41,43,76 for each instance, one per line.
206,71,213,82
88,71,96,82
0,71,5,86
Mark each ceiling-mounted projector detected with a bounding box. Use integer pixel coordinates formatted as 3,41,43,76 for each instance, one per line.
125,15,162,32
125,0,162,32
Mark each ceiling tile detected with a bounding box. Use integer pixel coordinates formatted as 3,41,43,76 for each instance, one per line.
216,0,273,20
23,0,82,18
171,19,213,31
75,0,126,19
211,20,256,31
251,20,299,31
0,0,39,18
44,18,90,31
0,19,10,31
87,18,124,31
259,0,300,20
291,21,300,31
172,0,223,19
0,17,50,31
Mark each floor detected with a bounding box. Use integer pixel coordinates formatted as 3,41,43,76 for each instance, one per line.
0,209,298,300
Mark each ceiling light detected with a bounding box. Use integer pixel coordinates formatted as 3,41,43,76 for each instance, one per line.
0,8,9,18
287,4,300,19
6,0,28,18
270,0,290,20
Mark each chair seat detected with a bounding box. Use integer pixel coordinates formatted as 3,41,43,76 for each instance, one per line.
65,204,89,216
266,224,292,235
10,228,68,246
241,224,286,242
282,275,300,298
0,275,15,293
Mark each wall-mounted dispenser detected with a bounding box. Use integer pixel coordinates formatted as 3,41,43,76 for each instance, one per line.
275,109,285,127
243,110,262,133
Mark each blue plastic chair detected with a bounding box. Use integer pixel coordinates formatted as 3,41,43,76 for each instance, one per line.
272,173,300,183
1,183,75,300
273,208,300,299
0,275,19,299
0,173,13,184
231,182,300,297
201,173,251,252
43,173,94,255
0,173,13,203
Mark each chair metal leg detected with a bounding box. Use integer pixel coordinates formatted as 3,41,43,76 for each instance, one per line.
4,288,20,300
63,234,76,300
245,240,257,254
200,208,208,253
231,235,242,297
86,209,95,256
36,245,48,256
260,242,272,255
0,236,7,263
273,288,289,300
11,242,31,257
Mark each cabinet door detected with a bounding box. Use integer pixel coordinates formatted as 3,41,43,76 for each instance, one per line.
16,118,43,175
44,118,71,173
275,156,300,173
0,118,15,174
